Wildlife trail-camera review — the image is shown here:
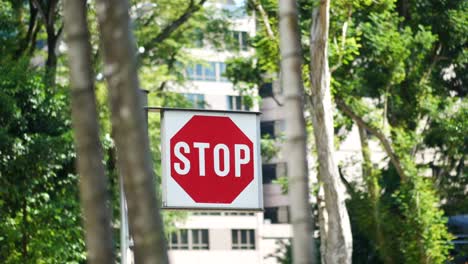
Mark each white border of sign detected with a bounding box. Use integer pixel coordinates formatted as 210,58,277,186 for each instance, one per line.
160,108,263,211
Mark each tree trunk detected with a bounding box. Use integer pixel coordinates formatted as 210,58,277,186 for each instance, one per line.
15,0,38,58
358,125,393,264
63,1,115,263
308,1,353,263
93,0,169,263
45,31,58,87
32,0,61,87
278,1,316,263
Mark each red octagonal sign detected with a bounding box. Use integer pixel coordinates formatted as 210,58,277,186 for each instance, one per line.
170,115,254,203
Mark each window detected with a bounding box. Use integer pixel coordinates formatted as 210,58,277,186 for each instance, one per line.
261,120,285,139
227,95,249,110
186,66,194,79
263,163,286,184
218,62,228,82
227,95,242,110
232,229,255,249
240,31,248,51
224,212,255,216
185,63,205,81
227,31,249,51
186,62,228,82
259,83,273,98
169,229,209,250
191,229,209,250
195,64,204,80
204,62,216,81
261,121,275,138
264,207,279,223
193,211,222,216
193,212,254,216
169,229,189,249
183,93,205,109
262,164,277,184
264,206,290,224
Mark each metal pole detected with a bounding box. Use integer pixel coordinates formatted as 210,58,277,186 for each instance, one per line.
140,89,149,124
120,176,129,263
120,89,149,264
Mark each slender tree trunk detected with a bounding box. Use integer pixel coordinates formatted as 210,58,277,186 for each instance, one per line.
358,125,393,264
308,1,352,263
28,21,41,55
33,0,61,87
15,0,38,58
278,1,316,263
94,0,169,263
45,32,58,87
63,1,115,263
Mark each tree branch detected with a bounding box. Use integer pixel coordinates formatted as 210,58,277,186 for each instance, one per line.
382,82,391,130
338,166,355,195
142,13,156,27
47,0,59,27
56,24,64,39
330,5,353,73
28,21,42,55
419,44,442,86
330,13,350,73
335,98,407,182
16,0,38,57
270,93,283,106
410,115,431,157
31,0,46,22
249,0,275,39
157,51,177,91
144,0,207,51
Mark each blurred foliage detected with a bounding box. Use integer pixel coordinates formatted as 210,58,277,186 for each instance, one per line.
0,57,85,263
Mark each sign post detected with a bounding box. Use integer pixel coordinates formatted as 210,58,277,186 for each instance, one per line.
158,108,263,211
120,89,148,264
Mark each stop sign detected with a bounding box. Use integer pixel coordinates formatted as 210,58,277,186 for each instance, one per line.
161,109,262,210
170,115,254,203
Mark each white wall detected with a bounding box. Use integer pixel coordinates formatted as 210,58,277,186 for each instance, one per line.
169,250,260,264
